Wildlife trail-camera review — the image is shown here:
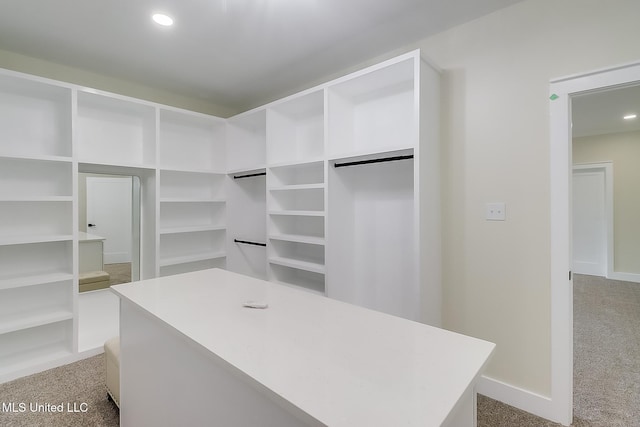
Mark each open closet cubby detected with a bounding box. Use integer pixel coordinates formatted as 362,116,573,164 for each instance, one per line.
227,110,266,173
0,201,72,243
77,91,156,167
327,151,418,320
0,157,72,199
0,320,72,378
159,170,226,201
226,172,267,280
160,258,226,278
0,74,72,159
0,241,73,286
159,109,226,172
327,57,415,158
267,90,324,165
270,264,325,295
159,230,226,268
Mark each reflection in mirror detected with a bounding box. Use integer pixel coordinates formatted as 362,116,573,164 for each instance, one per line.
78,173,141,291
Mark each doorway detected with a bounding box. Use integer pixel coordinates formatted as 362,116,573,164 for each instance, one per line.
78,172,141,352
550,62,640,425
571,163,612,277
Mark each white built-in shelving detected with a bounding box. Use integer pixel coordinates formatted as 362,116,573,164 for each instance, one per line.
0,71,75,380
266,160,326,293
0,48,440,383
158,109,228,277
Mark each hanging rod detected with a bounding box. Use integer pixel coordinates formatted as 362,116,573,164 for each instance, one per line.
233,172,266,180
333,154,414,168
234,239,267,247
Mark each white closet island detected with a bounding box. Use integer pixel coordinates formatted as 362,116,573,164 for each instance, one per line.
113,268,495,427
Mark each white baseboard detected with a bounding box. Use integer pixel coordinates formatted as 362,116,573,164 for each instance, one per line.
607,271,640,283
477,376,569,425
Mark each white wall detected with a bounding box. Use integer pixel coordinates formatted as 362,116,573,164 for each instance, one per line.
410,0,640,406
0,48,236,118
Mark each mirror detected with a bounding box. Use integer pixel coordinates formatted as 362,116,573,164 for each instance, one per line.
78,173,141,291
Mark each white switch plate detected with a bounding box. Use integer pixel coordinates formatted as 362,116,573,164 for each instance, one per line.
486,202,506,221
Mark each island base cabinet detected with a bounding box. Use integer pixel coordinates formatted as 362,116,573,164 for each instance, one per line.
119,299,323,427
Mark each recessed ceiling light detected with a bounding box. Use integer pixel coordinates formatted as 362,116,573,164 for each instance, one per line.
152,13,174,26
623,114,637,120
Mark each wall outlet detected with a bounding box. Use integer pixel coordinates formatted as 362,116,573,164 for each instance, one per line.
486,202,506,221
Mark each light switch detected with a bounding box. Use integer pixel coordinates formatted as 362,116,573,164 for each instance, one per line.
486,202,506,221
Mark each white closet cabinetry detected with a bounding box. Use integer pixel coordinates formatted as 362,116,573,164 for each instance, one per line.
226,50,440,324
0,48,439,383
226,110,268,280
77,91,156,168
158,110,227,277
0,73,75,378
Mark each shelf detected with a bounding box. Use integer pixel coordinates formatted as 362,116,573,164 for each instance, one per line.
0,196,72,202
228,167,267,178
160,198,226,203
327,147,414,163
159,167,226,175
268,210,324,217
267,158,324,169
268,256,325,274
272,280,326,296
269,262,326,295
0,153,72,163
160,225,226,235
0,157,72,198
0,309,73,335
0,319,72,379
78,160,156,171
0,343,72,378
159,251,226,267
268,183,325,191
0,234,73,247
0,272,73,291
269,234,325,246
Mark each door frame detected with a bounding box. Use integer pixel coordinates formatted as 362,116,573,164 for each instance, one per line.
550,61,640,425
572,162,614,278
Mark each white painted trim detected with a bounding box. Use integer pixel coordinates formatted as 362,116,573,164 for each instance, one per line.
608,271,640,283
573,162,614,278
550,61,640,426
477,376,555,421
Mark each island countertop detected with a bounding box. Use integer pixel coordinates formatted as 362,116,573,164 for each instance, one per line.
112,268,495,426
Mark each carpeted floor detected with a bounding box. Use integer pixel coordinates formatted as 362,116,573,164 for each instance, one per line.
1,274,637,426
0,355,119,427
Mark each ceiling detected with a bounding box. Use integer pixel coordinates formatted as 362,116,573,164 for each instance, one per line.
0,0,525,114
572,84,640,138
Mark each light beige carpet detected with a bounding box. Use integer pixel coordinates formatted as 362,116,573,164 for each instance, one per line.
1,273,637,426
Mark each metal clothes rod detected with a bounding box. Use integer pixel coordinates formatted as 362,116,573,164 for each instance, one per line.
233,172,266,179
234,239,267,247
333,155,414,168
